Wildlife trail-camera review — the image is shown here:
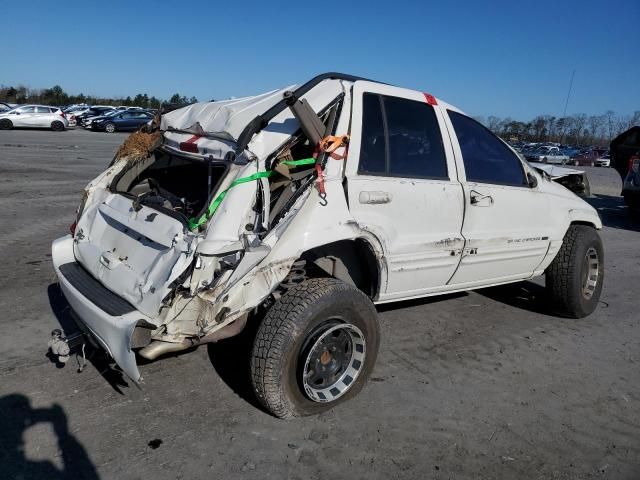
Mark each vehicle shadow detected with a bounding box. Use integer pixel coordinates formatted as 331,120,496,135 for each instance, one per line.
0,394,100,480
206,317,268,414
586,194,640,232
475,280,552,316
47,283,130,394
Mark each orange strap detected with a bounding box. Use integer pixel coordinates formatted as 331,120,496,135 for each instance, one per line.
313,135,349,205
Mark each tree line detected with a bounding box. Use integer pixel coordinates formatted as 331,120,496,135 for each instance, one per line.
0,84,199,109
475,111,640,146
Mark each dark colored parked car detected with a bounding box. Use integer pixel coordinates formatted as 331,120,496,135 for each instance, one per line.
571,148,607,167
610,126,640,210
76,107,116,126
91,110,154,133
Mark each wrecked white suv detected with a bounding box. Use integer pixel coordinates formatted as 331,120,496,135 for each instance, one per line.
52,73,604,418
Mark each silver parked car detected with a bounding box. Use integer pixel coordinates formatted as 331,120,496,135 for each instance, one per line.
0,105,69,131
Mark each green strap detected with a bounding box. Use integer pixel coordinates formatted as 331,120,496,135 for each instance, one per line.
280,157,316,167
187,158,316,230
188,171,272,230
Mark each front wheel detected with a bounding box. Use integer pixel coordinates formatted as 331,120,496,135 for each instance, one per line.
251,278,380,418
0,119,13,130
546,225,604,318
105,123,116,133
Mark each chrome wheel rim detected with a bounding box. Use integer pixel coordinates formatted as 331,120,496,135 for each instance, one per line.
581,247,599,300
301,322,366,403
106,124,114,133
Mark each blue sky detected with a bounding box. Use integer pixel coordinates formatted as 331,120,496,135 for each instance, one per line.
1,0,638,119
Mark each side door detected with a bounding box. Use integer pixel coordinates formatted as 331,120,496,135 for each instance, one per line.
12,106,36,127
443,109,551,288
35,106,53,127
118,112,135,130
346,82,465,300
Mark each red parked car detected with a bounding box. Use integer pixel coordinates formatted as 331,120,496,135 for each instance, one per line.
571,148,607,167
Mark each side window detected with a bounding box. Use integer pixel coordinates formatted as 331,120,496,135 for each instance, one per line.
384,96,447,178
359,93,448,179
448,111,526,186
36,106,50,113
17,106,36,113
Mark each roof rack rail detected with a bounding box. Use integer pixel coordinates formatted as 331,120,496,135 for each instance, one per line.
235,72,380,152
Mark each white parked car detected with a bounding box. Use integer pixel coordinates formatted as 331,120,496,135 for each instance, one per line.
594,152,611,167
52,73,604,418
0,105,69,131
525,146,570,164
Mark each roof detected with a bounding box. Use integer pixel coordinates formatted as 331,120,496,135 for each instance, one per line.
161,74,362,160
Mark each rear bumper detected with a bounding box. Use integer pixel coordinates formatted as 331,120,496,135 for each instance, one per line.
52,235,146,382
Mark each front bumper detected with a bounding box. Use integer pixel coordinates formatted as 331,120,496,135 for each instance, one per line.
52,235,147,382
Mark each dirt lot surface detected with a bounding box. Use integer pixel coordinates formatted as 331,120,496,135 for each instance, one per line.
1,129,638,480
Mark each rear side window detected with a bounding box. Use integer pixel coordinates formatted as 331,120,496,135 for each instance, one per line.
448,111,526,186
36,106,50,113
359,93,447,179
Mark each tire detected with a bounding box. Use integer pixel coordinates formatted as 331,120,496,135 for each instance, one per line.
542,157,548,164
51,120,64,131
0,119,13,130
251,277,380,418
546,225,604,318
105,123,116,133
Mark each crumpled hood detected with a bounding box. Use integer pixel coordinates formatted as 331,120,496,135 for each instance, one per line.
530,162,584,179
160,85,296,142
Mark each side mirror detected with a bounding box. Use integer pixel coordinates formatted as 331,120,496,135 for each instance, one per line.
13,112,20,115
527,172,538,188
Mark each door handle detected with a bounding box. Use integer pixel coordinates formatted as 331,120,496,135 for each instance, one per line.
470,190,493,206
359,191,392,204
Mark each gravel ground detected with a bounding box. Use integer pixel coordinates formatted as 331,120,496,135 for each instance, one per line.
0,129,638,480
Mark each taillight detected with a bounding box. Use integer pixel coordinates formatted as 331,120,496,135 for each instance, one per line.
629,155,640,174
179,142,199,153
70,221,77,236
59,111,66,118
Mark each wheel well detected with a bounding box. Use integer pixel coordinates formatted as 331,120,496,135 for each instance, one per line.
570,220,597,229
297,239,380,299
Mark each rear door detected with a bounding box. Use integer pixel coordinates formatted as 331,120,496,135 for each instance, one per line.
35,106,53,127
443,110,551,288
346,82,465,300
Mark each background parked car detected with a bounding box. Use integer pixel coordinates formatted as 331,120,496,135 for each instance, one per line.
525,145,570,164
75,106,115,127
0,101,13,113
571,148,607,167
84,109,121,129
610,126,640,211
594,152,611,167
91,110,154,132
0,105,69,131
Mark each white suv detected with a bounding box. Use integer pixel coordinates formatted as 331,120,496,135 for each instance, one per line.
52,73,603,418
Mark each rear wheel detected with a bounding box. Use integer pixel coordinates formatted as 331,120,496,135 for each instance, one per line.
105,123,116,133
0,119,13,130
546,225,604,318
251,278,380,418
51,120,64,131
